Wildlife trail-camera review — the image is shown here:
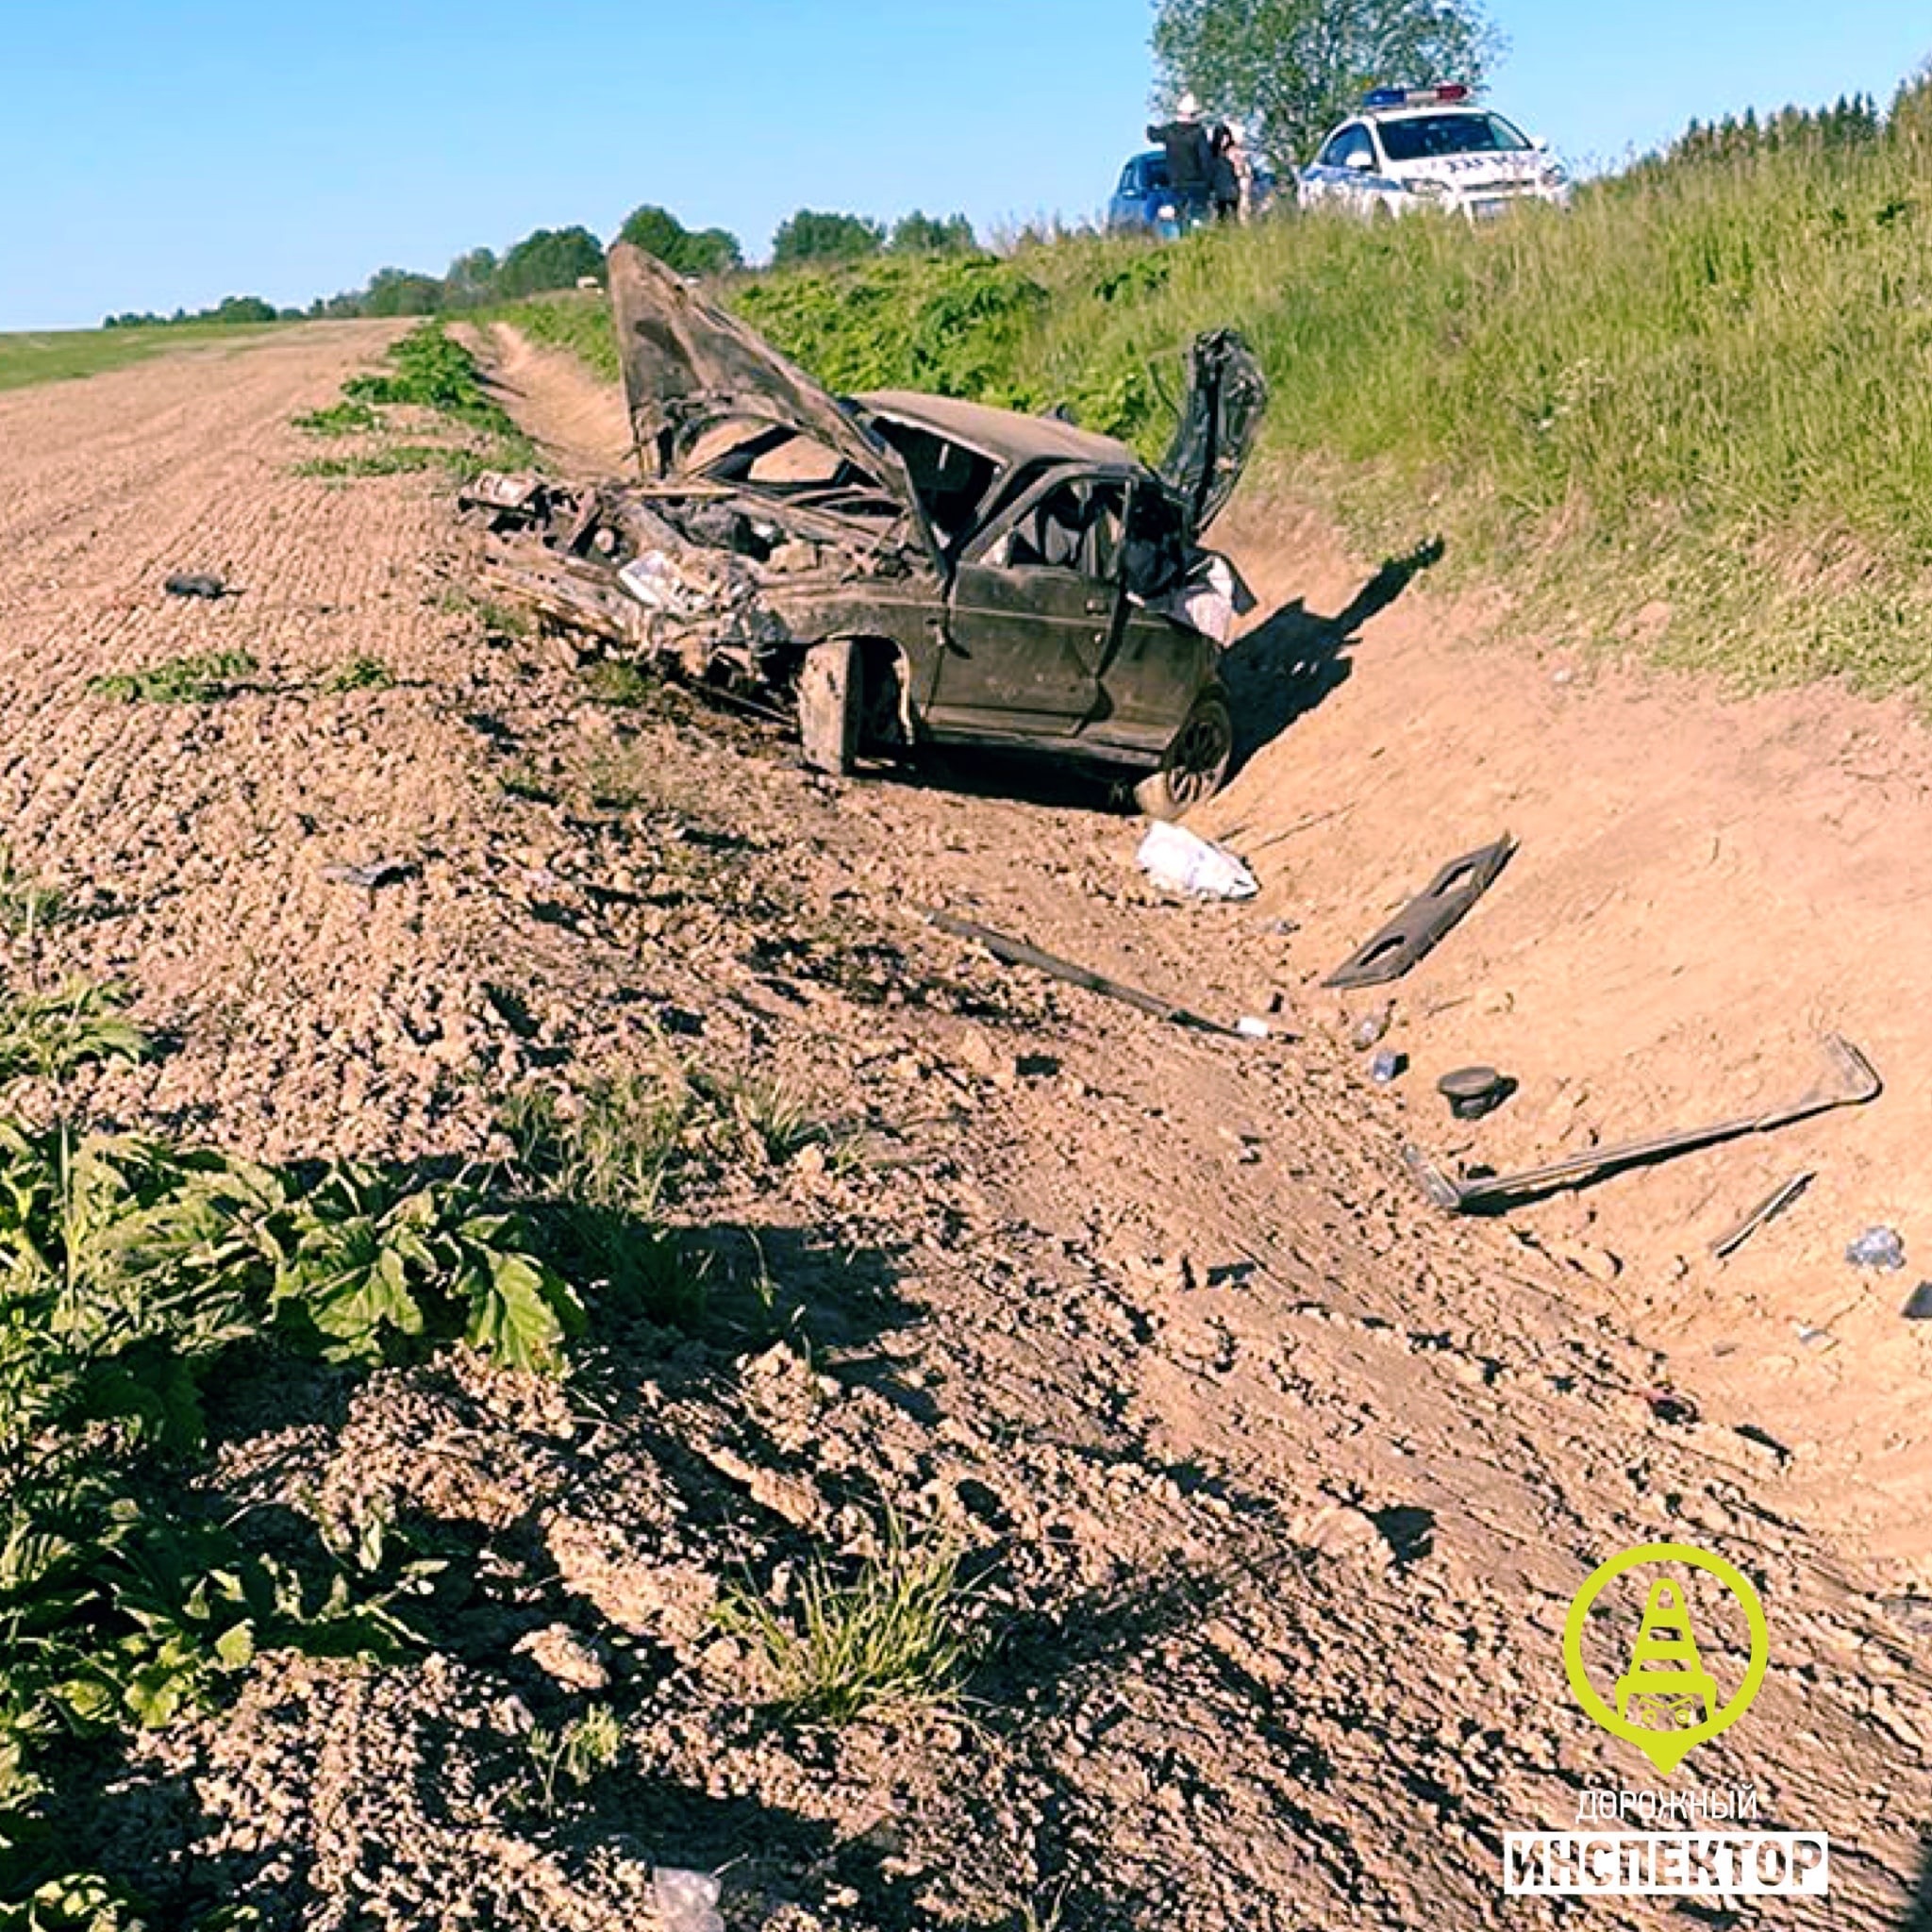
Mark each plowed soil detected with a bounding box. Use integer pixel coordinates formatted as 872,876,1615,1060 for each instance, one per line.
6,325,1927,1931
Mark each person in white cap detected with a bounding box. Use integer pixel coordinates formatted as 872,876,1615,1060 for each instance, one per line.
1146,91,1215,225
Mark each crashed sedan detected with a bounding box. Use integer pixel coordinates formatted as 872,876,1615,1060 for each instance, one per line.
461,243,1267,816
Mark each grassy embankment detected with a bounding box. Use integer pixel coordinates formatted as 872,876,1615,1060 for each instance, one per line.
0,323,273,394
504,132,1932,705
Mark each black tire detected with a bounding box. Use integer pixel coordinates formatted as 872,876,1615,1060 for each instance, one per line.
1133,687,1234,820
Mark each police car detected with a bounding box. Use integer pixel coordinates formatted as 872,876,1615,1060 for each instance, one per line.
1298,85,1570,221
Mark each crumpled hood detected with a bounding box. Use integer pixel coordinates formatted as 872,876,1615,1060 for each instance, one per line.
607,242,926,524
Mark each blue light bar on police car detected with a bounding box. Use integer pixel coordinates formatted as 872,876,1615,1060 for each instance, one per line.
1361,84,1472,108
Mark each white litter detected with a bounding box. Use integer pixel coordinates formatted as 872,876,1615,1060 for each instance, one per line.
618,549,708,619
1137,821,1257,900
653,1868,725,1932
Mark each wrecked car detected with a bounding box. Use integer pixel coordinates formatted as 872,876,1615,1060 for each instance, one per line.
460,242,1267,817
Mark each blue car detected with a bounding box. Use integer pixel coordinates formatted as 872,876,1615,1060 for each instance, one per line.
1108,148,1277,235
1108,150,1179,233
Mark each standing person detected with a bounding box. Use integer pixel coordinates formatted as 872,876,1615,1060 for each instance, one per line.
1209,122,1241,223
1224,121,1258,222
1146,92,1214,228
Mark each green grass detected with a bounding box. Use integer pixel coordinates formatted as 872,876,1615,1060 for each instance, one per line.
294,321,534,479
324,654,394,692
716,1520,972,1724
293,398,382,436
294,443,458,478
506,131,1932,703
484,289,621,383
88,649,258,705
0,321,272,393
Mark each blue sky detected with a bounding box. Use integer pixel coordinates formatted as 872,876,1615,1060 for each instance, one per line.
1,1,1926,330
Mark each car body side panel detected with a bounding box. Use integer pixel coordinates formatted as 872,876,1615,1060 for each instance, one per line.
932,563,1116,733
758,574,947,698
1095,606,1220,756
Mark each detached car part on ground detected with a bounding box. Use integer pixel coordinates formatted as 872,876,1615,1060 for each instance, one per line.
461,243,1268,818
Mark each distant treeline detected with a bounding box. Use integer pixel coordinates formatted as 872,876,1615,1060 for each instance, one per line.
99,203,980,330
1630,70,1932,179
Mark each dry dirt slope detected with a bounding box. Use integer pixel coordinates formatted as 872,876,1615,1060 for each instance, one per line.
0,325,1924,1929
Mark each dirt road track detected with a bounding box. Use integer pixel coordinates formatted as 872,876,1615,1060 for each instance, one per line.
5,327,1928,1929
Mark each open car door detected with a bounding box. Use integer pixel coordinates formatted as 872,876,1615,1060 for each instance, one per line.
1157,329,1268,538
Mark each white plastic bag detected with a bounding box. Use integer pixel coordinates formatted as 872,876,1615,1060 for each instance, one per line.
1137,822,1257,900
653,1868,725,1932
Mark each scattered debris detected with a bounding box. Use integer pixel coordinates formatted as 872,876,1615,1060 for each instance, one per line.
1369,1049,1405,1084
1324,833,1515,990
511,1623,610,1692
1640,1387,1699,1425
1404,1035,1881,1213
653,1868,725,1932
1903,1282,1932,1321
1794,1320,1838,1351
1733,1423,1791,1463
163,571,229,600
1349,1001,1394,1051
925,909,1239,1035
1136,821,1257,900
1437,1064,1513,1122
324,858,419,890
1846,1225,1907,1272
1710,1172,1814,1259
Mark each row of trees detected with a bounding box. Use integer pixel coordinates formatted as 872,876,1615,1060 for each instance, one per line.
1656,94,1885,170
315,203,979,316
99,200,979,330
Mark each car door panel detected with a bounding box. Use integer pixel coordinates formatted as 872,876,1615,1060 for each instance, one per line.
926,475,1129,736
1095,604,1213,754
931,562,1116,734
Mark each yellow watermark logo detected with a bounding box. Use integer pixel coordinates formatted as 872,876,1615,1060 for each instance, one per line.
1562,1543,1769,1777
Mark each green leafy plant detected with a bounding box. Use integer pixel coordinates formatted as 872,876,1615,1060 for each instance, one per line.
323,655,393,692
291,399,380,437
716,1519,972,1724
0,981,151,1086
524,1703,624,1811
0,855,65,945
88,652,257,706
293,444,458,479
260,1162,583,1374
341,324,525,441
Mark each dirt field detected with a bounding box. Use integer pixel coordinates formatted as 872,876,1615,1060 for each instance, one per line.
7,325,1928,1929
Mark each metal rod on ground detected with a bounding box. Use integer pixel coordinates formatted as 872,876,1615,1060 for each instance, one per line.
1710,1172,1815,1259
925,909,1239,1036
1404,1036,1879,1213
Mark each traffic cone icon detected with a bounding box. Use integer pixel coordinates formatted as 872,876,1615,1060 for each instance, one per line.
1616,1578,1718,1732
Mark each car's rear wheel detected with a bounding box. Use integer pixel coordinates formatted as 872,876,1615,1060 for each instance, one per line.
1133,687,1233,820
